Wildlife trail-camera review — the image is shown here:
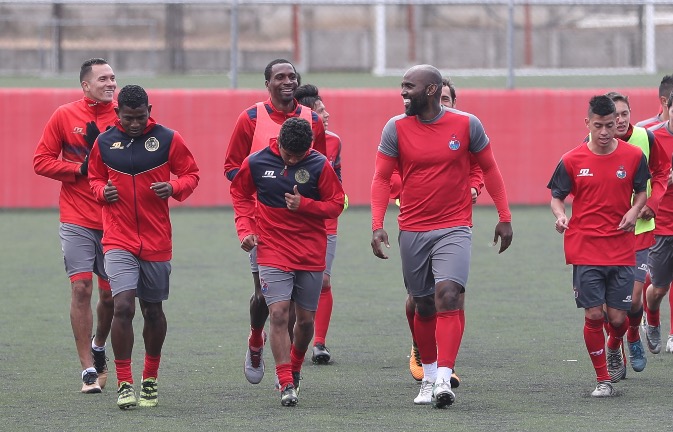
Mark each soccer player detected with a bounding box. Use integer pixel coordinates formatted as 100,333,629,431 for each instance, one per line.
548,95,650,397
33,58,117,393
405,77,483,387
643,93,673,356
602,92,669,374
294,83,343,365
635,74,673,129
371,64,513,408
230,117,344,406
88,85,200,409
224,59,327,386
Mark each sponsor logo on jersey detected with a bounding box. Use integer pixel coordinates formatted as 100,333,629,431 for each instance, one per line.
110,142,124,150
73,127,84,134
638,263,648,271
616,166,626,179
145,137,159,152
577,168,593,177
295,168,310,184
448,134,460,150
623,295,632,303
262,170,276,179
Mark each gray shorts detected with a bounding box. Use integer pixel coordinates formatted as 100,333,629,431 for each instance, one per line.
59,223,107,281
634,248,649,283
104,249,171,303
572,265,634,310
325,234,337,276
249,246,258,273
398,227,472,298
258,266,322,311
648,235,673,288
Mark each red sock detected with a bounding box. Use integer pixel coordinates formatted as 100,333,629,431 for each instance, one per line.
290,344,306,373
313,286,333,345
142,354,161,380
647,307,661,327
414,313,437,364
406,304,416,343
435,310,462,369
607,321,628,350
627,308,643,343
458,309,465,337
248,326,265,349
584,317,610,382
275,362,292,389
115,358,133,386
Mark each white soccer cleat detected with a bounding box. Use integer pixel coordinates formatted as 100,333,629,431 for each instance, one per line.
665,335,673,353
591,381,615,398
243,331,266,384
413,380,433,405
431,379,455,408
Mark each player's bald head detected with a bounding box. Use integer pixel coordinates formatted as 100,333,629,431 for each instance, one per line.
405,64,442,88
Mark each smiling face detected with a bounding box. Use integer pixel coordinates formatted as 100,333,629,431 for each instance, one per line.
116,104,151,138
266,63,298,109
613,100,631,138
81,63,116,103
440,85,455,108
401,70,428,117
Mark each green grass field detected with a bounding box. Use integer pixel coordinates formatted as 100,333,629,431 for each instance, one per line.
1,206,672,431
0,72,663,90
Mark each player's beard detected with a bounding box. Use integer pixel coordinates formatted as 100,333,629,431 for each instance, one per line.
405,96,424,117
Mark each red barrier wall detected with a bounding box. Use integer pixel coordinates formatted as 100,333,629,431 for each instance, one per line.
3,87,660,208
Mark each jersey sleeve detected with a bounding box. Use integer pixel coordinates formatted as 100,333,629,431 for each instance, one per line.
468,114,489,153
378,117,401,158
311,113,328,156
645,130,671,214
547,159,572,200
224,109,255,181
229,158,257,241
633,153,651,194
297,159,345,219
168,131,200,202
87,142,108,204
371,152,398,231
33,108,80,183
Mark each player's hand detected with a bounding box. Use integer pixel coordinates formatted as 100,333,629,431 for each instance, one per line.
668,168,673,186
555,216,569,234
618,208,639,232
492,221,513,253
104,180,118,203
371,228,390,259
84,121,100,148
638,204,655,221
471,187,478,204
285,185,301,211
150,182,173,199
240,234,258,252
80,152,90,176
343,194,349,211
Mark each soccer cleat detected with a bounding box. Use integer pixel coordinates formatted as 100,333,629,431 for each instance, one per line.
627,339,647,372
138,377,158,407
413,380,433,405
606,347,625,383
81,370,102,394
645,324,662,354
409,343,423,382
666,335,673,353
116,382,137,409
91,344,108,389
431,379,455,408
280,384,298,407
450,372,461,388
292,371,301,395
244,331,266,384
591,381,615,398
311,343,331,364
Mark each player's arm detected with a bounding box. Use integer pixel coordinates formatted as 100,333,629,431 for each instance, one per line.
370,152,397,259
468,154,484,203
224,111,255,182
87,142,113,204
33,110,80,182
293,160,344,219
311,112,327,156
621,154,651,231
547,158,572,233
642,131,670,218
230,158,257,248
164,131,200,202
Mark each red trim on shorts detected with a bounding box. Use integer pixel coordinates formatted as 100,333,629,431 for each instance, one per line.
97,276,111,291
70,272,93,283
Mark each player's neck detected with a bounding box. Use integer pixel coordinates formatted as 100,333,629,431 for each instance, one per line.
587,138,617,155
271,98,296,114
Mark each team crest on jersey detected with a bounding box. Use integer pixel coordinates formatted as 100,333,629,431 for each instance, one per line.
295,168,310,184
145,137,160,152
448,134,460,150
616,165,627,179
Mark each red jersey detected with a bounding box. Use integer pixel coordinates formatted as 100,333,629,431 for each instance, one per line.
325,130,343,235
33,97,118,230
231,139,344,272
547,140,650,265
88,118,200,261
372,109,510,232
635,113,664,130
224,98,327,181
650,122,673,235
